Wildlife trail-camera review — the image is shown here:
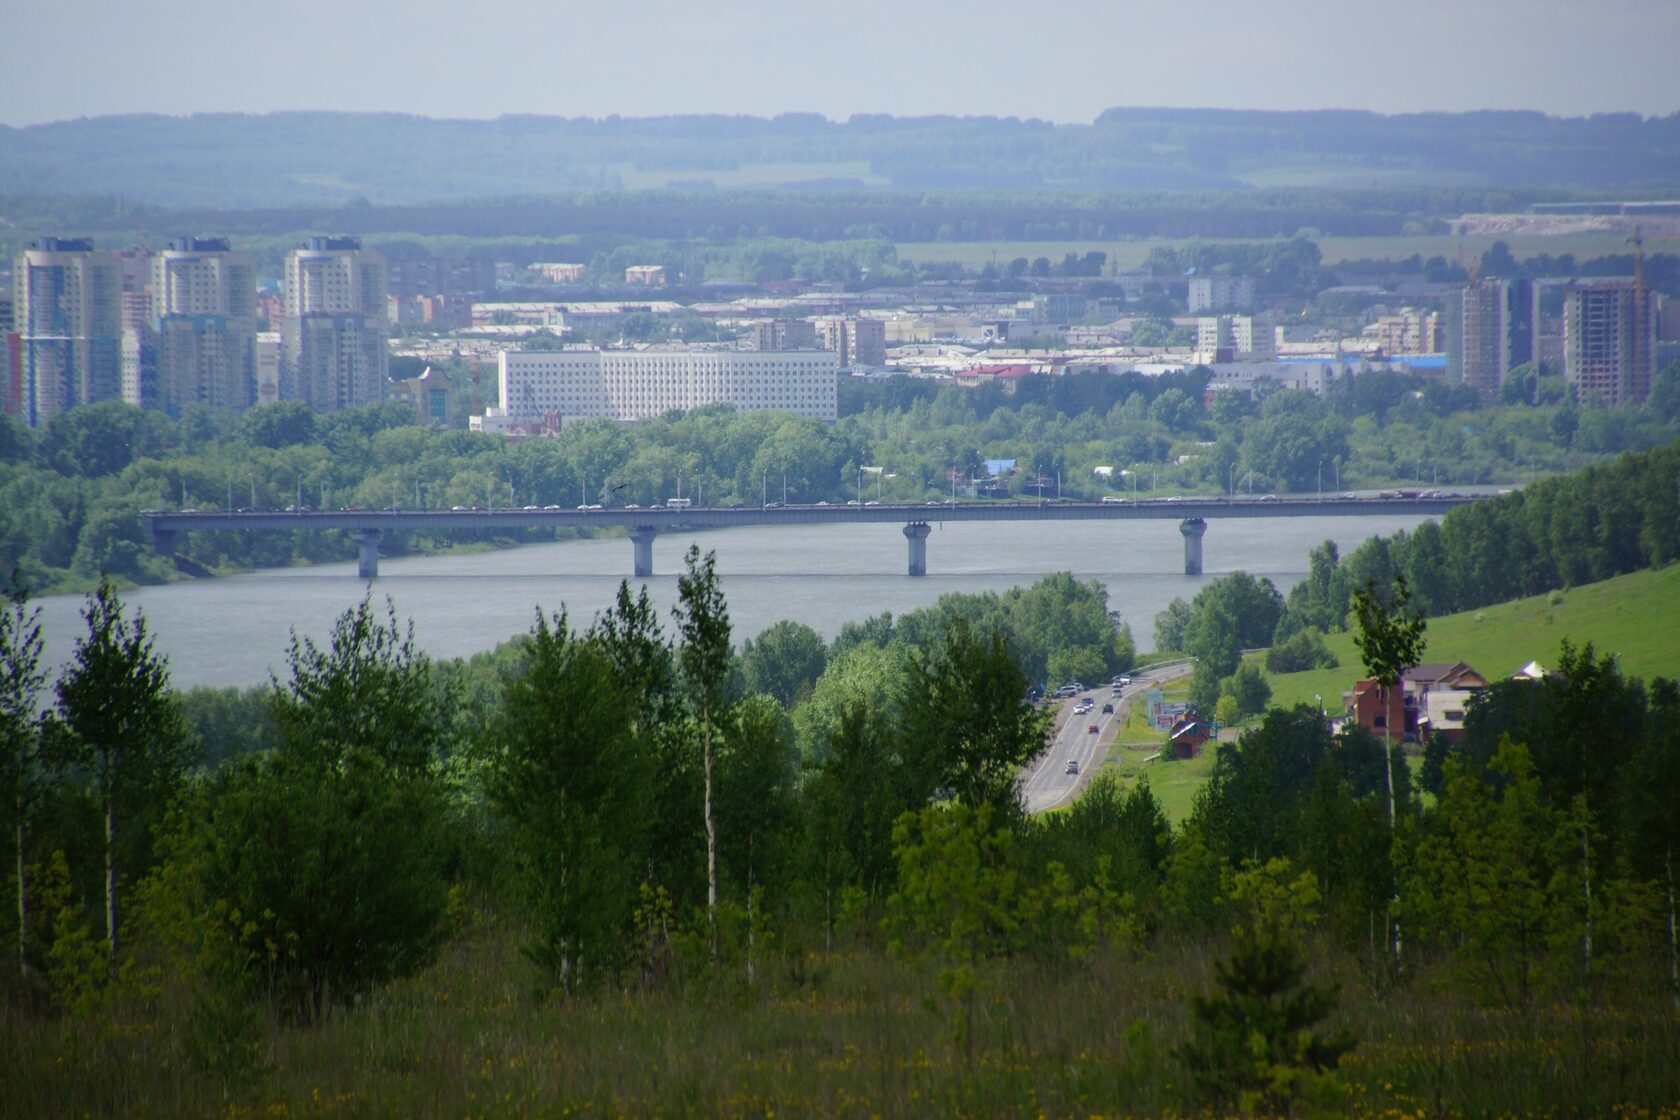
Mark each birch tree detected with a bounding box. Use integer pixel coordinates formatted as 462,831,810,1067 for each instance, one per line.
0,583,48,981
55,580,190,976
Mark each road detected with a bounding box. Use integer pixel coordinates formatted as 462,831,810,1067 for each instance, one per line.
1020,660,1196,814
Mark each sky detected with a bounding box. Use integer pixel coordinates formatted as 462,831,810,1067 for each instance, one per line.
2,0,1677,127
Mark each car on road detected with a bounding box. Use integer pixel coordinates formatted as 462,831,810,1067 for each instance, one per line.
1065,760,1079,775
1087,724,1100,735
544,504,562,510
1102,703,1113,714
1053,684,1079,698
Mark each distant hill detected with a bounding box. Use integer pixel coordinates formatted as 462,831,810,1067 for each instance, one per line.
3,107,1679,207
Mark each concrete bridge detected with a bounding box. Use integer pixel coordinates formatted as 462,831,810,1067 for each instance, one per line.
140,494,1479,579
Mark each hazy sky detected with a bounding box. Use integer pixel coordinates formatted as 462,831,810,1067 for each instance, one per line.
3,0,1677,127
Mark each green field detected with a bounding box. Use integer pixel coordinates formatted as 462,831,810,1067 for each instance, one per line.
1263,563,1680,714
895,230,1679,270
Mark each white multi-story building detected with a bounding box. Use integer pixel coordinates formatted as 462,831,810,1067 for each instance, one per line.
282,236,388,411
1188,275,1256,314
14,238,123,426
1197,314,1274,360
494,348,839,425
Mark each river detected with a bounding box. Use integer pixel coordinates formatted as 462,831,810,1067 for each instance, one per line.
32,514,1432,688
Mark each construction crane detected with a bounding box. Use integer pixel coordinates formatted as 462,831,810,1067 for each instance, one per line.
1628,226,1651,396
1455,242,1479,285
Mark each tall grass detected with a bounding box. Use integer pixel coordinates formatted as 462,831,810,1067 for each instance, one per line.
6,912,1679,1118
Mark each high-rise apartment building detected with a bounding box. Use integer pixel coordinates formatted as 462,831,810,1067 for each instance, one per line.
816,317,887,368
0,296,16,418
1196,314,1275,360
14,238,122,426
1446,279,1536,403
139,237,258,415
1187,275,1255,314
1563,280,1656,406
752,319,818,351
282,236,388,411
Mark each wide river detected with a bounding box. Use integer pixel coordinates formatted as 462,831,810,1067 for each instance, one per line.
33,514,1431,688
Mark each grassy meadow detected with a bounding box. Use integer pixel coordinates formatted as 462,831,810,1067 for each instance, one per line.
7,914,1679,1120
1263,563,1680,715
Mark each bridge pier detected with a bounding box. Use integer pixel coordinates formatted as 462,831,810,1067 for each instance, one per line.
151,529,179,559
356,529,383,580
1179,518,1207,576
629,526,657,578
903,521,931,577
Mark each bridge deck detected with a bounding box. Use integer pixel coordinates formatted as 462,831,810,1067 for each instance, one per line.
142,495,1474,538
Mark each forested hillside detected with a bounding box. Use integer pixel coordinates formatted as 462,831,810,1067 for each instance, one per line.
4,107,1680,206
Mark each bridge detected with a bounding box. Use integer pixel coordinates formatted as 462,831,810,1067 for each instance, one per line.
140,494,1479,579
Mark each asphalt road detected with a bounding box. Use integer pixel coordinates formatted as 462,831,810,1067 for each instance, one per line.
1020,660,1196,814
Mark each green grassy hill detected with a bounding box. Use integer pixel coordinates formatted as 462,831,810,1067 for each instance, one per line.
1263,564,1680,714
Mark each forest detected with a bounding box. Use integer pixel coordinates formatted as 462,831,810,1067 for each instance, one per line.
3,498,1679,1115
5,107,1680,206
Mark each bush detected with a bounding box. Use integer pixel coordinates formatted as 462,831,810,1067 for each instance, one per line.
1266,628,1340,674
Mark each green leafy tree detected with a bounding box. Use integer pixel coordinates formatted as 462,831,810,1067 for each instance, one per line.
1153,596,1192,654
1265,627,1338,674
805,701,907,923
154,596,452,1021
1622,698,1680,1012
674,546,735,947
1351,574,1426,834
269,594,445,775
490,610,652,991
1227,662,1273,718
899,618,1050,815
885,802,1024,1064
1214,694,1241,728
0,582,48,981
1404,740,1554,1006
155,747,449,1023
54,580,192,976
740,620,827,709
